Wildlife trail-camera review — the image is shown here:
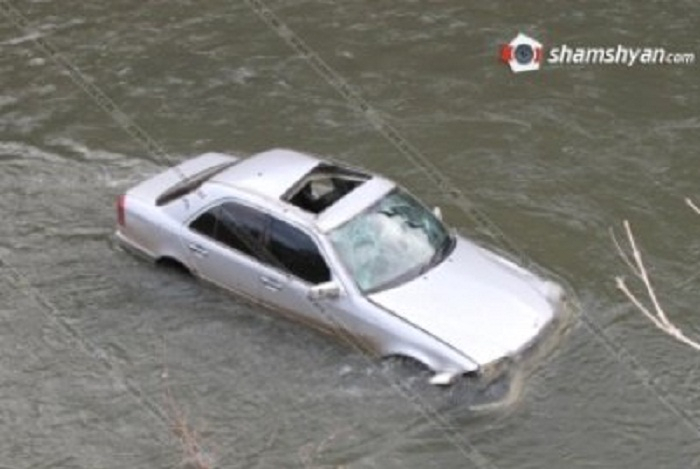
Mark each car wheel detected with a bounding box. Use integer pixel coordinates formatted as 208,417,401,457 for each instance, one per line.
155,256,191,275
380,354,432,382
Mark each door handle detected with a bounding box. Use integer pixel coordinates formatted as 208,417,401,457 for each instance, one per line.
188,243,208,257
259,275,283,291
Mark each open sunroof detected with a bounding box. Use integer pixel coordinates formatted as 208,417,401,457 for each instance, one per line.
283,164,370,214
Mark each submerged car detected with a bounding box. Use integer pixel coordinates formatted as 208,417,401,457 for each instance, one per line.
116,148,565,385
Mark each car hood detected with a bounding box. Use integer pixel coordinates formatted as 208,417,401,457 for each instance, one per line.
368,237,559,366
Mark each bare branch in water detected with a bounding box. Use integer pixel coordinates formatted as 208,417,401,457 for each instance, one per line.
612,220,700,352
162,340,215,469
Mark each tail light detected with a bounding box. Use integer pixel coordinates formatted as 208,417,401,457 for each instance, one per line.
117,194,126,226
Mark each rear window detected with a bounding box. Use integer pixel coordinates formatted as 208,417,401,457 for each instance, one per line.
156,161,237,206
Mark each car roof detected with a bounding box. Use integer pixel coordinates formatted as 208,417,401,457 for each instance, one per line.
205,148,396,232
209,148,320,200
317,177,394,232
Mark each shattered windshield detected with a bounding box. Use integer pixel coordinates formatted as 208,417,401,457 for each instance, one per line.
329,188,453,293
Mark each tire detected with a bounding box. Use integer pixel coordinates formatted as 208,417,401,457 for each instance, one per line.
155,257,191,275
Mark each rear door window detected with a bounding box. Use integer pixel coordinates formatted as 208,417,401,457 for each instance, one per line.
266,218,331,284
188,201,269,262
190,208,218,238
218,202,268,259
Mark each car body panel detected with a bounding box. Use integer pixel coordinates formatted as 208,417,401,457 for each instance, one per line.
368,236,556,366
316,176,395,233
211,148,319,200
129,152,237,204
115,148,564,384
181,224,261,298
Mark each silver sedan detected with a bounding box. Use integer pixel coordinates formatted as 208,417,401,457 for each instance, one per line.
115,148,565,385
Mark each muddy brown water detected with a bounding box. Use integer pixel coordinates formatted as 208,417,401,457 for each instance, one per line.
1,1,699,468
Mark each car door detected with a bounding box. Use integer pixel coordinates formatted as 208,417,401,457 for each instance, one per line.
255,216,336,329
181,200,269,301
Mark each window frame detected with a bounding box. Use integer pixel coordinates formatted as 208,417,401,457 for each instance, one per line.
185,197,336,286
282,163,370,214
187,201,269,263
327,186,454,294
216,201,270,260
263,215,332,285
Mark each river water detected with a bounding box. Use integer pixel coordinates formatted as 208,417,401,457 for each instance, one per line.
1,1,699,468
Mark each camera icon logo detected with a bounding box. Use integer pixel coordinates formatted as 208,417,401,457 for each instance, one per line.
500,33,543,73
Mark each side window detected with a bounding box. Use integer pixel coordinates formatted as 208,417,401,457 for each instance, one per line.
188,201,269,262
218,202,268,259
266,218,331,284
190,208,218,238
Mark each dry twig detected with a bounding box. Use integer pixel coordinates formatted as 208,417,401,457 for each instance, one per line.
165,389,214,469
612,219,700,351
162,341,215,469
298,427,349,469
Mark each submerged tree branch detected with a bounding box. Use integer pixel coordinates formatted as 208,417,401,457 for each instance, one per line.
612,218,700,352
162,340,215,469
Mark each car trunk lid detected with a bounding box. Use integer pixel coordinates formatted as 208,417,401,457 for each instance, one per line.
127,152,239,204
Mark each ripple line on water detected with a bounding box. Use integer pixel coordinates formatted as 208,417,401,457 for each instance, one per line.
0,254,172,438
243,0,700,452
0,0,185,176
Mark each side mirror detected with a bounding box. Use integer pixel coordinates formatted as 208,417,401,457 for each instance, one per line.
432,206,442,220
308,281,342,301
